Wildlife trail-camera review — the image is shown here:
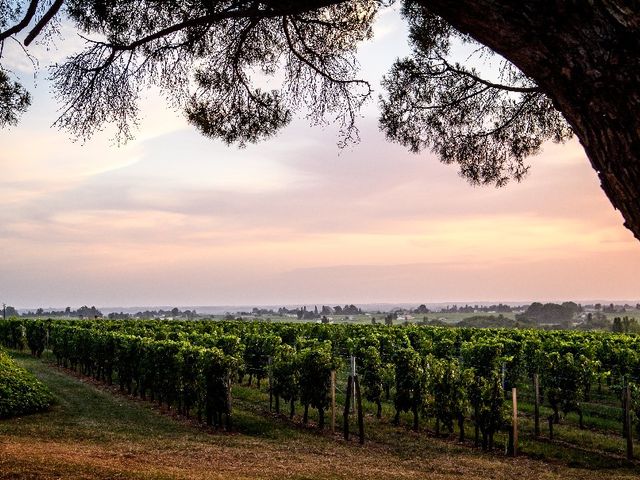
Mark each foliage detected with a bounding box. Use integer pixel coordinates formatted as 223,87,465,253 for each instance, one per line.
469,370,508,450
1,316,639,441
243,333,281,385
358,345,384,417
460,339,509,449
460,340,503,378
0,67,30,127
297,341,335,427
423,355,471,437
541,352,588,424
379,1,571,187
270,343,300,410
392,346,424,429
516,302,580,325
0,318,26,350
0,349,52,418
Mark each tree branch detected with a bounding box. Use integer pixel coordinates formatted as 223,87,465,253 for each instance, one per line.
471,92,539,139
0,0,39,41
282,16,370,91
24,0,64,46
79,1,346,54
437,53,540,94
412,85,491,111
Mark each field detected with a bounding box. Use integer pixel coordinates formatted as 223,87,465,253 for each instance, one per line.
1,318,640,479
0,351,637,480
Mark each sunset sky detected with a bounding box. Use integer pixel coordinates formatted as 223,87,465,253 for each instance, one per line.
1,6,639,308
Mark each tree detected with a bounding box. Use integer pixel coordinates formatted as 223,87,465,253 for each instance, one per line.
516,302,577,325
1,1,639,239
380,3,571,189
0,68,30,126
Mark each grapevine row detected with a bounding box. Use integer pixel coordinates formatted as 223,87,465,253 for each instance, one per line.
1,317,639,448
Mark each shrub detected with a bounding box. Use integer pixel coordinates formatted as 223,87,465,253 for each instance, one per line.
0,350,52,418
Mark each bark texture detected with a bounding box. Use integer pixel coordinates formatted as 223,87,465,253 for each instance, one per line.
424,0,640,239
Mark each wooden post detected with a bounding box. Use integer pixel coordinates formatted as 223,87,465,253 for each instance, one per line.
622,377,628,439
533,374,540,437
626,384,633,460
268,356,273,412
226,375,233,431
512,387,518,457
344,375,352,441
331,370,336,433
350,356,357,413
355,375,365,444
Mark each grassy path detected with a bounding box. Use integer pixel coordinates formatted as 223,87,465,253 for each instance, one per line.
1,352,638,479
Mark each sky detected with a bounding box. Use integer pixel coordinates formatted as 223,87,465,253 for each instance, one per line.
1,6,639,309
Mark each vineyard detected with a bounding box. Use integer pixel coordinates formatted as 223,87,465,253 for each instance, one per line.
1,317,640,467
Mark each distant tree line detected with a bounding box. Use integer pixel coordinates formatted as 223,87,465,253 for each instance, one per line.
382,304,520,317
108,307,198,320
3,305,103,318
273,305,363,320
436,304,516,314
585,303,640,313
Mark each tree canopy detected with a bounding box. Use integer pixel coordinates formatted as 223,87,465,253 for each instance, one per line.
1,0,639,239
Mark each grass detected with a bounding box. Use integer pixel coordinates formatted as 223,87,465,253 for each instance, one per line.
236,379,638,470
1,352,639,479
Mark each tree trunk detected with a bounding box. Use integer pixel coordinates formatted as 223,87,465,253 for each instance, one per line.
423,0,640,240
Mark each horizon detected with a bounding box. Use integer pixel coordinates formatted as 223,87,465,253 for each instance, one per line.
12,298,640,313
